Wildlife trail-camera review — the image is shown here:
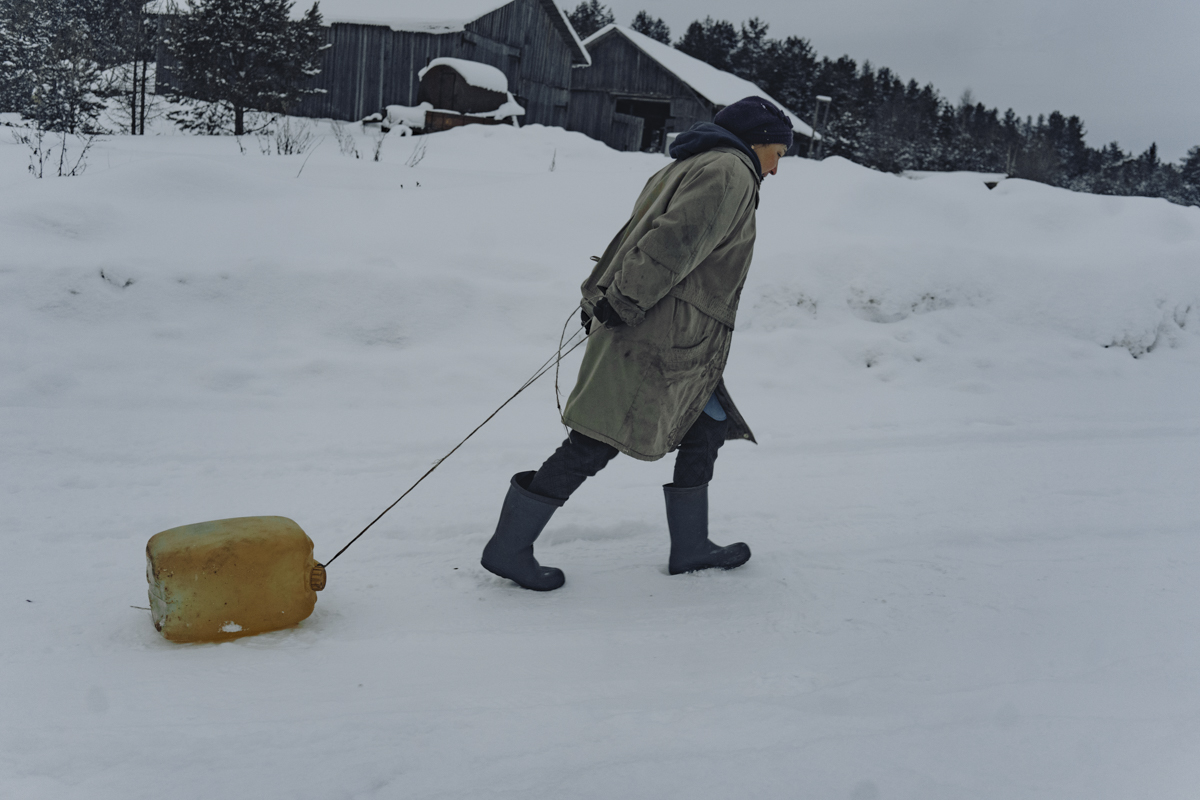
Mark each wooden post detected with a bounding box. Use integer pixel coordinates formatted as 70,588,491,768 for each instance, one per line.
808,95,832,159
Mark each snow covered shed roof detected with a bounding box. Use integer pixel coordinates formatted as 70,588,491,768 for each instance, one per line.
302,0,590,65
582,25,814,138
418,58,509,94
300,0,506,31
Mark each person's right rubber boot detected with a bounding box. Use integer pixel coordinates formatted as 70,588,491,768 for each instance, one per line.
481,471,566,591
663,482,751,575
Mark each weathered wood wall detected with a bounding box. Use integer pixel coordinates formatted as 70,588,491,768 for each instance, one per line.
290,0,577,125
568,32,714,151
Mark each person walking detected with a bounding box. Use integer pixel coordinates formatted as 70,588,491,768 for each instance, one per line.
482,96,794,591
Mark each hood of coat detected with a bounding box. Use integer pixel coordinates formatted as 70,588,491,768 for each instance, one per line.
669,123,762,180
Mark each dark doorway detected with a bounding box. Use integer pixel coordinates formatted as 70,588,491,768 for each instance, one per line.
614,98,671,152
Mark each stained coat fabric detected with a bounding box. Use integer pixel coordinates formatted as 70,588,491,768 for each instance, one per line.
561,139,761,461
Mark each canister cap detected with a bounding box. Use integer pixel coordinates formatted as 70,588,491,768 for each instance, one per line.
311,564,327,592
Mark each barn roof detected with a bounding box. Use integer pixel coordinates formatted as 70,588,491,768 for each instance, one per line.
302,0,590,65
583,25,814,138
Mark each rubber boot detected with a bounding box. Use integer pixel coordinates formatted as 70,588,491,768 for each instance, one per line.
663,482,751,575
481,471,566,591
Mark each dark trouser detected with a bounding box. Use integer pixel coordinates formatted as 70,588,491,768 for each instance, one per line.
528,412,731,503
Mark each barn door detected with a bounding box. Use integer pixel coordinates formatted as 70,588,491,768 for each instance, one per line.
614,98,672,152
607,112,644,152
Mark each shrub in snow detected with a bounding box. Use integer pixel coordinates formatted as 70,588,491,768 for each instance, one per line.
330,119,360,158
257,116,315,155
12,123,96,177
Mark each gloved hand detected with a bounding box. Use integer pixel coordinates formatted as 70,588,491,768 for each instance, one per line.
591,297,625,329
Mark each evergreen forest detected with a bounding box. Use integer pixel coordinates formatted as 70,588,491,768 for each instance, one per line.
567,2,1200,208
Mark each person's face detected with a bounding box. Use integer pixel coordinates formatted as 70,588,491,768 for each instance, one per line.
751,143,789,177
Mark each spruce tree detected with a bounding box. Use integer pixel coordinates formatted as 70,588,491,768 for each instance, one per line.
565,1,613,39
164,0,324,136
0,0,42,113
675,17,738,73
1180,146,1200,205
630,11,669,44
755,36,817,121
0,0,105,133
730,18,769,84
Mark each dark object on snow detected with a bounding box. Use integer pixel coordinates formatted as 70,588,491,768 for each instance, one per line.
423,110,509,133
663,483,751,575
418,64,507,116
713,96,794,149
481,472,566,591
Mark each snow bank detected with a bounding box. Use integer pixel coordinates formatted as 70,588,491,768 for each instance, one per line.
745,156,1200,371
383,102,432,129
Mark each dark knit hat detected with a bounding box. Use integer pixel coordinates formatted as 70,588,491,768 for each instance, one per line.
714,96,794,148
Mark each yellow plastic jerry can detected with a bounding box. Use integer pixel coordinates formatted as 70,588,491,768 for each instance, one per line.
146,516,326,643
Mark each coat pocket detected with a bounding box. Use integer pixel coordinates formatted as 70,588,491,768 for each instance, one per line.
663,337,711,371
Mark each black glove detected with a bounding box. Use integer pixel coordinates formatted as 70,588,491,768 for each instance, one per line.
591,297,625,329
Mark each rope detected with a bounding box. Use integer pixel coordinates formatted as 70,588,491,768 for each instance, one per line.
555,306,581,426
323,311,589,567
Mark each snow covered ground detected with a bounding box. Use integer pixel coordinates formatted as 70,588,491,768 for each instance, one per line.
2,119,1200,799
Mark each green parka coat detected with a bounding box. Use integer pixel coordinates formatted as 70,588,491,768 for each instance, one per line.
561,144,761,461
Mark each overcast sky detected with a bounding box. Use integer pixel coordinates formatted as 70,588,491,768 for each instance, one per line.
596,0,1200,162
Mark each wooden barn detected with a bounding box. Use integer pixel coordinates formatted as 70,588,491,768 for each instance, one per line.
291,0,590,126
568,25,814,153
157,0,590,127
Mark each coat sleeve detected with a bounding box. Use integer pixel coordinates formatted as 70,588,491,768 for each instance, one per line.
604,158,755,326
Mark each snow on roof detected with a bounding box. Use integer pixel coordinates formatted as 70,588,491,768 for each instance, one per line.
419,58,509,94
583,25,815,139
300,0,510,32
295,1,590,66
554,3,592,68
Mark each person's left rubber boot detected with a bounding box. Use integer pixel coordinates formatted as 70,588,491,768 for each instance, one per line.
481,471,566,591
663,482,751,575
